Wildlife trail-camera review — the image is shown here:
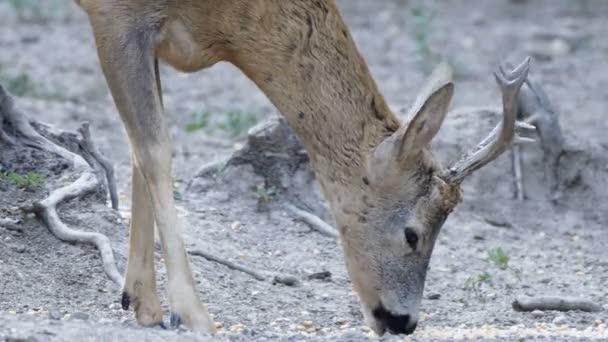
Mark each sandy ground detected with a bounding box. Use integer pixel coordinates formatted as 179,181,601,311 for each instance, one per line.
1,0,608,341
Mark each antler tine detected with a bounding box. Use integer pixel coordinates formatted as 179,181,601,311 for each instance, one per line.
443,56,532,184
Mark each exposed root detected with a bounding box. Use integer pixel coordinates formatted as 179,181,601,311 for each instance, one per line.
78,123,119,210
512,296,602,313
285,203,338,238
0,85,123,287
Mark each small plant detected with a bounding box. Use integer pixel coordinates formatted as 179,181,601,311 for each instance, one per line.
185,112,211,133
213,161,228,178
1,171,45,189
218,111,257,138
486,247,510,270
464,272,492,291
254,183,276,203
4,73,35,97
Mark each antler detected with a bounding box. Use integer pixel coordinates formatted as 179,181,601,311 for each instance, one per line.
442,56,534,184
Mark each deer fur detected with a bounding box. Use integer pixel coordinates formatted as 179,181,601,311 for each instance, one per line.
76,0,531,335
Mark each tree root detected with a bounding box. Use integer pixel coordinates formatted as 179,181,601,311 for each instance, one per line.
78,123,119,210
0,217,22,233
285,203,338,238
512,296,602,313
188,249,299,286
0,84,123,287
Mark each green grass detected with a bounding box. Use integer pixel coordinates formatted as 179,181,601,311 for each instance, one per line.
254,183,276,203
185,111,258,139
2,73,36,97
218,111,258,138
486,247,510,270
464,271,492,291
185,112,211,133
0,171,45,189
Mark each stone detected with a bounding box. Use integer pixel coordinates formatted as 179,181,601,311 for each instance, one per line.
553,315,567,325
70,312,90,321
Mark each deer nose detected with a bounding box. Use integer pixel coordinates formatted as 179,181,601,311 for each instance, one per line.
372,305,418,335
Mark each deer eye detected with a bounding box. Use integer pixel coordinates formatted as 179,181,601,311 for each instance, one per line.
404,227,418,249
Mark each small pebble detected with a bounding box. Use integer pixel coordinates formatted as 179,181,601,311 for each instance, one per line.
13,245,26,253
553,315,567,325
231,221,242,230
273,275,299,287
108,303,121,310
531,310,544,318
214,321,224,329
71,312,90,321
308,271,332,281
48,310,61,320
302,320,313,328
229,323,245,333
427,293,441,300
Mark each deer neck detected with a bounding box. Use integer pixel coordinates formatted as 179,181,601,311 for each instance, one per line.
228,2,400,205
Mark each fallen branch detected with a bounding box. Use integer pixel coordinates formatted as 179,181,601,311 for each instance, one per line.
188,249,299,286
285,203,338,238
188,249,266,281
0,85,123,287
512,296,602,313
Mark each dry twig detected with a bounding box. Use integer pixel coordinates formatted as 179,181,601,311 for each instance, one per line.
285,203,337,238
188,249,299,286
188,249,266,281
513,296,602,313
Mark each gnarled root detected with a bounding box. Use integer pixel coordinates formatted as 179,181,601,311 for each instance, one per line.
0,85,123,286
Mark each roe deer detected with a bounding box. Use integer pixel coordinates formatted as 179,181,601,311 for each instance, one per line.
76,0,532,335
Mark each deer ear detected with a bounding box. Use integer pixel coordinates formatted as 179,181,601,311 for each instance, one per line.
397,82,453,162
368,63,454,180
396,62,454,163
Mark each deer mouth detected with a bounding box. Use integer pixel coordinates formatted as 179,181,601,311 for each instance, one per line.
372,303,418,335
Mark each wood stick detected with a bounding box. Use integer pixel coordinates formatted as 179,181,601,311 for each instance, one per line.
188,249,267,281
512,296,602,313
285,203,337,238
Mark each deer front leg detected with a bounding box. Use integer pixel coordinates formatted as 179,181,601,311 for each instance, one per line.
88,18,215,333
121,162,162,326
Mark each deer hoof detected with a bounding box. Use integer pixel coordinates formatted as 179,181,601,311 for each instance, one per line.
121,291,130,310
170,312,183,329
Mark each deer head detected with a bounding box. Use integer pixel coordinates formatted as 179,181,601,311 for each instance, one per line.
337,57,532,335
